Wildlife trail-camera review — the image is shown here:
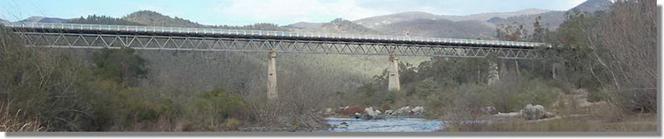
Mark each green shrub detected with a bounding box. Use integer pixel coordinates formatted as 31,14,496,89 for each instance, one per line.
92,48,148,87
0,26,100,131
223,118,242,130
87,79,178,130
489,78,560,112
185,89,247,130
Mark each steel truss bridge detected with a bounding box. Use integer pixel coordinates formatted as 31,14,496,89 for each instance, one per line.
3,23,549,59
2,22,553,100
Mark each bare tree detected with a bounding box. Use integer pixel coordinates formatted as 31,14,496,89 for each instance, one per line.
588,0,657,112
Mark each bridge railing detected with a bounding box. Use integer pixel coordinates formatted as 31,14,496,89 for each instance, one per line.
3,22,550,48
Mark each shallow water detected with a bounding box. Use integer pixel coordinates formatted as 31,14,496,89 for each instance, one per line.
325,117,444,132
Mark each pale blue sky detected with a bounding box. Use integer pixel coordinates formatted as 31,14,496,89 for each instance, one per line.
1,0,587,26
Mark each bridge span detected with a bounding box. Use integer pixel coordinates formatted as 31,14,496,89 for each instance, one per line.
2,23,552,100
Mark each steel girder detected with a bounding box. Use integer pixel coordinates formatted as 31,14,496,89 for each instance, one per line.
16,32,541,59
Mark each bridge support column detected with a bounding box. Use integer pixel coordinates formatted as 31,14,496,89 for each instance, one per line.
388,53,400,92
488,61,500,85
552,63,559,80
267,49,278,100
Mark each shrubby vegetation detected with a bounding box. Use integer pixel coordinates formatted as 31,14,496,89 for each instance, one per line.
0,26,250,131
545,0,657,113
0,25,97,131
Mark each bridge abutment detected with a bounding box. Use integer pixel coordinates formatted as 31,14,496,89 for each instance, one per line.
267,49,278,100
388,53,400,92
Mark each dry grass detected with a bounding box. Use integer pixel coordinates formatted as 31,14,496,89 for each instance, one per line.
445,101,657,132
0,103,44,132
449,114,656,132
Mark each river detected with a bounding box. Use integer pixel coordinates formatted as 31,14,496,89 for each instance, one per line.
325,117,445,132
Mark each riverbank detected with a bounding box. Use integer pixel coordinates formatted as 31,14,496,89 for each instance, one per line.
445,113,656,132
443,100,658,132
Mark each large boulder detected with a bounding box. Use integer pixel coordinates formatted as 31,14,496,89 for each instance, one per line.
411,106,424,115
394,106,412,116
481,106,498,115
522,104,546,120
324,108,334,115
385,110,394,115
363,107,383,119
337,105,364,116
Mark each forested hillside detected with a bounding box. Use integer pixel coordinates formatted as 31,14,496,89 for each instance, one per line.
123,10,204,27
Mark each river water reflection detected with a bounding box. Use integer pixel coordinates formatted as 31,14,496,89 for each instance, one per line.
325,117,444,132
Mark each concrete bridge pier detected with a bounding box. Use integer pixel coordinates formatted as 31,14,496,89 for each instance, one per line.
388,53,400,92
267,49,278,100
552,63,560,80
488,61,500,85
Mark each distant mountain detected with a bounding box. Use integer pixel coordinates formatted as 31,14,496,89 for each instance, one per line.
68,15,141,25
122,10,204,27
352,0,615,38
122,10,287,31
489,0,613,31
442,8,551,22
0,18,7,23
354,11,440,29
17,16,68,23
318,18,381,34
354,9,549,29
286,22,323,30
237,23,287,31
488,11,566,30
373,18,495,39
288,18,381,35
571,0,613,13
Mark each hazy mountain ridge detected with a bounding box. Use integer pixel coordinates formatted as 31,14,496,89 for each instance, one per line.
489,0,612,31
122,10,205,28
68,15,142,25
374,18,495,39
571,0,613,13
17,16,68,23
353,9,549,29
353,0,612,38
439,8,551,22
284,18,383,35
350,9,556,39
319,18,382,34
488,11,567,30
123,10,288,31
353,11,440,29
286,22,323,30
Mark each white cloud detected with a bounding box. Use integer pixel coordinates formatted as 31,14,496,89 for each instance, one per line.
215,0,390,24
568,0,588,7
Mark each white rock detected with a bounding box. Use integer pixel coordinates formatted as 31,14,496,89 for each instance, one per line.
412,106,424,115
385,110,394,115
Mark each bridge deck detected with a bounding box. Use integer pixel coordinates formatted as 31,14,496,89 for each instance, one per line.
3,23,549,49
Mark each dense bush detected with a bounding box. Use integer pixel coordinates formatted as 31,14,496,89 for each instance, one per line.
185,89,247,130
92,48,148,87
0,25,99,131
